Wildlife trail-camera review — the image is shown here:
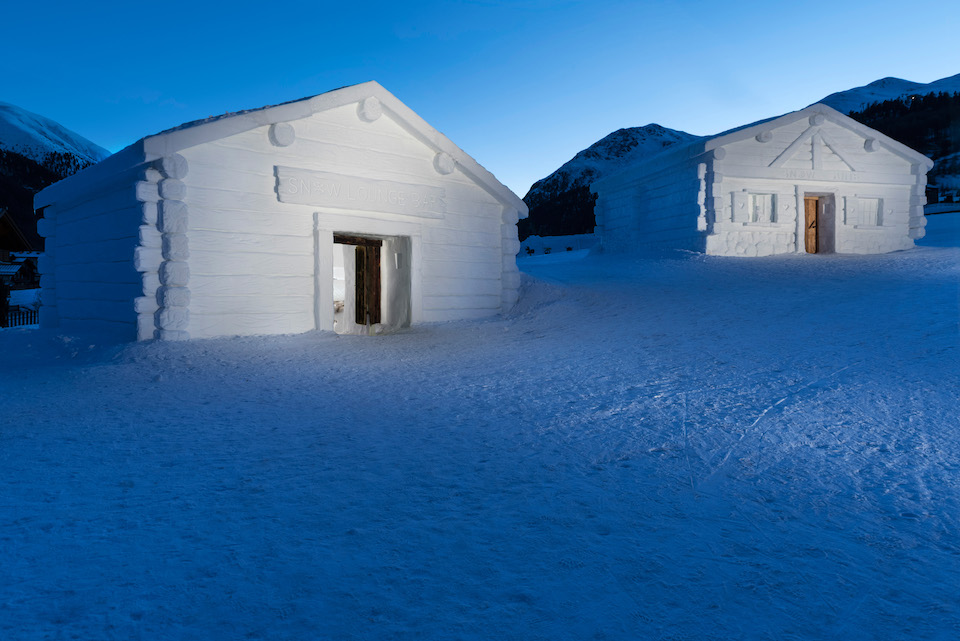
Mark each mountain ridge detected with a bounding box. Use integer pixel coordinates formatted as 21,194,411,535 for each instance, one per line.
0,103,109,250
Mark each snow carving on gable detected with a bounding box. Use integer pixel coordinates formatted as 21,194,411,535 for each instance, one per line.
770,125,857,172
275,166,446,218
358,97,383,123
434,152,455,175
269,122,296,147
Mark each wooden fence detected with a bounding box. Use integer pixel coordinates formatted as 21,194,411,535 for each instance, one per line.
3,309,38,328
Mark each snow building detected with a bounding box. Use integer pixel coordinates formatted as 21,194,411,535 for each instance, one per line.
592,104,933,256
34,82,527,340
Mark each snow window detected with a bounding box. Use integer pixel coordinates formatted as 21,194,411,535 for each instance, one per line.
748,193,776,223
858,197,882,226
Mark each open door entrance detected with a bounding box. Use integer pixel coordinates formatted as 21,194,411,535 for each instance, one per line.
331,233,411,335
804,197,819,253
334,234,382,329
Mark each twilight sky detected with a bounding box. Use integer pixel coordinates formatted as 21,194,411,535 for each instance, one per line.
3,0,957,197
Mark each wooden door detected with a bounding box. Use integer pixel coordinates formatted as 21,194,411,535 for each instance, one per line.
804,197,819,254
334,234,383,326
354,244,382,325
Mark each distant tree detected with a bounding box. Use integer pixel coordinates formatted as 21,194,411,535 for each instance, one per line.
847,92,960,188
519,184,598,241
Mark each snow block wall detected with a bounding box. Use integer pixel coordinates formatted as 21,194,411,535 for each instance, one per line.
36,147,150,339
35,83,527,341
593,144,708,254
593,105,932,258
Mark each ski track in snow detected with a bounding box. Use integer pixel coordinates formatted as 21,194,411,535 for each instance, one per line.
1,241,959,640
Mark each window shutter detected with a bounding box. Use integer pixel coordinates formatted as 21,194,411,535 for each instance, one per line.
844,197,858,226
732,192,748,223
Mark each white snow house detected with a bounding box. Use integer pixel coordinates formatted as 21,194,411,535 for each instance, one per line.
592,104,933,257
34,82,527,340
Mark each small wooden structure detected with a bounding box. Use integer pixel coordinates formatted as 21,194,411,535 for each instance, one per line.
593,104,934,256
34,82,527,340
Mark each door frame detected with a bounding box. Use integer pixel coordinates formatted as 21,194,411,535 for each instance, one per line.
795,190,836,254
313,213,423,333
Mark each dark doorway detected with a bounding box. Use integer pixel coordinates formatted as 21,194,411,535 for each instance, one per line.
334,234,382,326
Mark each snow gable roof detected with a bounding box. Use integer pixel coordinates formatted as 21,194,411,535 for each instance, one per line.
37,82,527,216
594,103,933,192
704,103,933,169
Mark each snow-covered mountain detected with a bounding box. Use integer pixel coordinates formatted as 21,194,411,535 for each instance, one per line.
817,73,960,115
520,125,698,239
0,102,109,250
0,102,109,166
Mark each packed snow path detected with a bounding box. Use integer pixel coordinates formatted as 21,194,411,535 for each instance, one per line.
1,242,958,639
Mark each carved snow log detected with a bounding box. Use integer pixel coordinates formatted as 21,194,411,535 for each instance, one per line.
434,152,455,175
142,167,163,184
155,154,189,179
157,286,191,308
135,181,160,203
134,247,163,273
158,179,186,201
140,225,162,248
159,261,190,287
189,274,312,297
156,306,190,331
358,96,382,122
188,311,313,338
268,123,296,147
189,250,311,275
190,294,311,316
502,237,521,256
141,202,159,225
134,296,159,314
162,233,190,261
158,201,188,234
37,218,56,238
137,315,155,341
189,230,311,254
142,272,161,297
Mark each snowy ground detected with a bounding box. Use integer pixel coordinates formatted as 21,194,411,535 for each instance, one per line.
1,216,958,640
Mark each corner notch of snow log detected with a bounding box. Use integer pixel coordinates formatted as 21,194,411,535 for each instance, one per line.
158,179,186,201
154,154,189,180
156,306,189,331
134,247,163,273
157,286,191,307
162,234,190,261
159,261,190,287
136,181,159,203
158,201,188,234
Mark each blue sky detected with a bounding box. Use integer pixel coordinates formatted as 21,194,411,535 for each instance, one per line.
3,0,957,196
